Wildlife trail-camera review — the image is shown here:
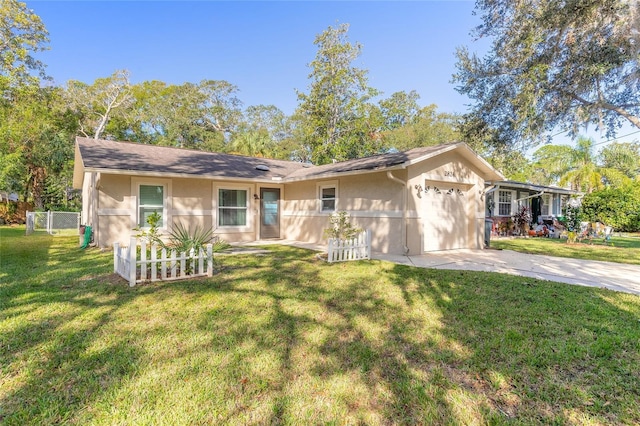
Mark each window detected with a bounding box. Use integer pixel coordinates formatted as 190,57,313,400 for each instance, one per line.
497,190,514,216
139,185,164,227
320,186,336,212
541,194,551,216
218,189,247,227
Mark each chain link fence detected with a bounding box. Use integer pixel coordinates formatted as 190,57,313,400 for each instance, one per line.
26,211,81,236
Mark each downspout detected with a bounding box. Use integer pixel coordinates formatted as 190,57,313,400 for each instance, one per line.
91,172,99,247
387,171,410,255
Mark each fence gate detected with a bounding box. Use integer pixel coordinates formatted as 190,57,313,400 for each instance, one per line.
26,211,81,236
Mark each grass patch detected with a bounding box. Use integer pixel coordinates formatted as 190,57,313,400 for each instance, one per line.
2,226,640,424
491,236,640,265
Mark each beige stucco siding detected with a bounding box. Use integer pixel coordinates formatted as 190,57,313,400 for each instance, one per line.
282,171,405,253
406,151,486,252
92,174,261,248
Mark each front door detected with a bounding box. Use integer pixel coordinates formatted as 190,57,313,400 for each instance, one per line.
260,188,280,239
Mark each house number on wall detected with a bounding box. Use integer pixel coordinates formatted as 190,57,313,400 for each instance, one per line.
444,171,455,177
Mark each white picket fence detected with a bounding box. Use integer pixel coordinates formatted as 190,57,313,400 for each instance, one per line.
327,229,372,263
26,211,81,236
114,237,213,287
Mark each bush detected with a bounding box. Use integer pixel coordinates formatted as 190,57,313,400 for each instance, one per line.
581,183,640,232
324,211,361,240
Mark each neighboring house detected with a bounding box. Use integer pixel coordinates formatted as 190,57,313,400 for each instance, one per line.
72,137,504,254
485,180,582,234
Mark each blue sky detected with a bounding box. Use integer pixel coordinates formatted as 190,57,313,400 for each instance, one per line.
28,1,638,151
31,1,484,115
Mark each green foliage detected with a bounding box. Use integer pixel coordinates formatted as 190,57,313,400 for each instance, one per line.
381,104,460,151
531,136,631,192
168,222,214,253
296,23,382,164
0,0,49,87
64,69,134,140
563,200,583,233
599,142,640,179
324,211,361,240
3,228,640,424
454,0,640,146
581,182,640,232
134,211,164,247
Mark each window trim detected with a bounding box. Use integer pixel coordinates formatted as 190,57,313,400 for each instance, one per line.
131,178,172,231
496,189,516,217
541,193,552,216
214,184,252,231
317,181,338,213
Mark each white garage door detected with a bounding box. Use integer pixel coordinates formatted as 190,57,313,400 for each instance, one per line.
423,183,468,251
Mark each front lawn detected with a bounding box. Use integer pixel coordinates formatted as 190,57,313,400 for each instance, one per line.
491,235,640,265
1,226,639,425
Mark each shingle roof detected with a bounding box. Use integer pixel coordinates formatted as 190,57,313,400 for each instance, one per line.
76,137,307,181
285,145,452,180
75,137,501,186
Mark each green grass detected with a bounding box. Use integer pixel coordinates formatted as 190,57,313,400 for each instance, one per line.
1,226,640,425
491,235,640,265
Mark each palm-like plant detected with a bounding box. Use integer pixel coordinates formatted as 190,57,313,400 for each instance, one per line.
532,136,631,193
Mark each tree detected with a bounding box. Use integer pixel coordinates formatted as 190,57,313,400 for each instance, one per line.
581,182,640,231
453,0,640,147
65,69,134,140
0,0,49,87
531,136,630,192
125,79,242,151
229,130,274,158
599,141,640,179
381,104,459,151
296,23,381,164
0,86,77,208
379,90,421,131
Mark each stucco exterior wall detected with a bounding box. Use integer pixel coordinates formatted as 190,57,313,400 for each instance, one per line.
84,148,491,254
406,150,486,253
282,171,406,253
92,174,265,248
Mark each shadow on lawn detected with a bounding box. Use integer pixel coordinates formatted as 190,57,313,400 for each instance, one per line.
193,248,640,424
2,233,638,424
0,230,142,424
385,264,640,425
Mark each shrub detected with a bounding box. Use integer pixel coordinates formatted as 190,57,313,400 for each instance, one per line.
324,211,361,240
581,183,640,232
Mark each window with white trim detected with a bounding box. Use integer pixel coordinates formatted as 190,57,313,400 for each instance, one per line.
218,189,248,227
319,185,336,212
138,184,165,227
497,190,515,216
541,194,551,216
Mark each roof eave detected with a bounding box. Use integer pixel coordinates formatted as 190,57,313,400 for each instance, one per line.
82,167,287,184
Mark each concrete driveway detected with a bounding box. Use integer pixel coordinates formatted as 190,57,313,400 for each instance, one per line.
375,249,640,296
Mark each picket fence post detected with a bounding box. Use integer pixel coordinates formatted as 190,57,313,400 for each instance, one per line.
128,237,137,287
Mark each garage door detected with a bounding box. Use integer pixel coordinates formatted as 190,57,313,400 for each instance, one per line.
423,182,468,251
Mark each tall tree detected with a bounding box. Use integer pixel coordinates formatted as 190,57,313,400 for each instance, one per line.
379,90,421,131
131,79,242,150
0,86,76,208
453,0,640,147
532,137,630,192
381,104,459,151
296,23,381,164
65,69,134,140
0,0,49,87
599,141,640,179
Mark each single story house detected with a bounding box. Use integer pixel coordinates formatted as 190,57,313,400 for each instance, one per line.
72,137,504,254
485,180,582,235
